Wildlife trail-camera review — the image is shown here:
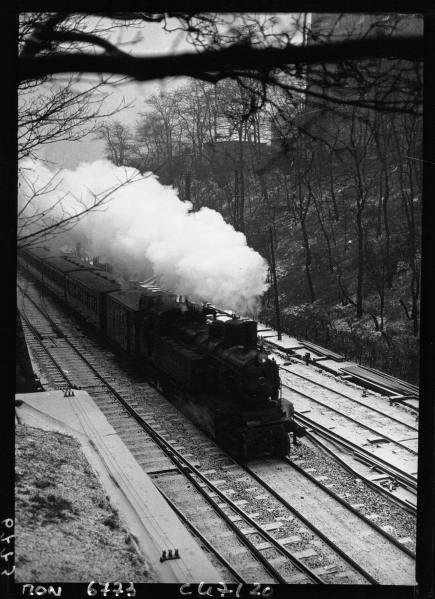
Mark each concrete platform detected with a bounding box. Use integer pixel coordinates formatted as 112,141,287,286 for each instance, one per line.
15,391,221,583
258,329,354,372
257,328,303,354
258,325,419,410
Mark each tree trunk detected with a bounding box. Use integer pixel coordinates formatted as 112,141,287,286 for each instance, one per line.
313,193,334,273
377,176,383,237
301,219,316,303
356,207,364,318
329,162,340,222
382,180,392,289
411,267,419,335
238,130,245,234
380,284,385,330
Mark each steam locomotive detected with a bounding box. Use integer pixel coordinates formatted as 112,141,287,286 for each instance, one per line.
18,246,305,461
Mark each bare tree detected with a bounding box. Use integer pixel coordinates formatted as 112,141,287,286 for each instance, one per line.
176,80,218,176
395,112,422,336
17,13,146,247
142,90,183,184
134,111,169,174
94,120,134,166
18,13,135,160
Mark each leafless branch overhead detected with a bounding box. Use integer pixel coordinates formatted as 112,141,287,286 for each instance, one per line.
19,35,423,85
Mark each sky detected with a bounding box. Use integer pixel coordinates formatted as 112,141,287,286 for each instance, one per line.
30,13,302,170
36,17,194,169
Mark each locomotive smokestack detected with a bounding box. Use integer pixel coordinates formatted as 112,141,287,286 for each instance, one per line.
223,319,245,348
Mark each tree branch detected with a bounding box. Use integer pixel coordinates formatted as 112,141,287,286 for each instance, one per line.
19,35,423,84
399,298,413,320
48,30,130,56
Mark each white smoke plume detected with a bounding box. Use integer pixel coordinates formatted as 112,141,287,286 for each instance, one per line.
18,159,269,314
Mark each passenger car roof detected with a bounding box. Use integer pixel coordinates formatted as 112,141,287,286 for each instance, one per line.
43,257,95,273
108,290,146,311
67,270,120,293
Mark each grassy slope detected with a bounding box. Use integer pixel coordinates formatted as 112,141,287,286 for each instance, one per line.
15,423,156,583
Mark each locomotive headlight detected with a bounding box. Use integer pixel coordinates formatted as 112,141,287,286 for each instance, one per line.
257,352,268,364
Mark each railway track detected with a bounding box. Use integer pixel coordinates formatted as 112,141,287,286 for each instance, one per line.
290,408,417,491
280,370,418,451
278,372,418,502
280,456,415,549
16,275,417,584
294,421,417,517
280,365,419,431
245,456,416,572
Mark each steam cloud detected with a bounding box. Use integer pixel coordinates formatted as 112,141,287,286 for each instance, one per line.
19,159,269,314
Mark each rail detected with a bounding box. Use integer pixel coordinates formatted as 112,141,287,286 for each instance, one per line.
293,412,417,493
282,382,418,456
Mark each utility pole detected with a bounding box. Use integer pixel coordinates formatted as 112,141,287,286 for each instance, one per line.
269,227,282,340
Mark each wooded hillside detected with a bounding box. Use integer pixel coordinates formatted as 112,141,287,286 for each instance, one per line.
95,56,421,384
